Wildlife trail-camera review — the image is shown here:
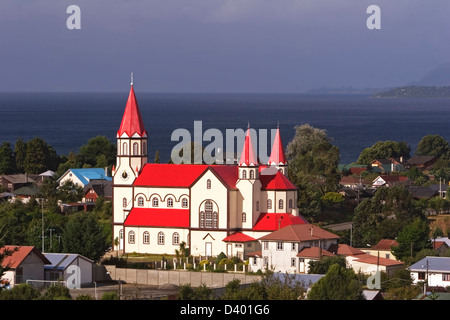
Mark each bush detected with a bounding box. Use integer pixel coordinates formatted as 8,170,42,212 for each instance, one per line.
101,292,119,300
0,284,40,300
41,283,72,300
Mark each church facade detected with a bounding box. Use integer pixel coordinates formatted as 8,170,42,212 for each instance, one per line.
112,84,309,258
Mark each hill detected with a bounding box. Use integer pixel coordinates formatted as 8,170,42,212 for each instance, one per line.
373,86,450,98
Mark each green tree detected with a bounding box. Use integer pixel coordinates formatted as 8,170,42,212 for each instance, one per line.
14,138,27,173
391,218,432,263
62,213,110,262
77,136,116,168
356,140,410,165
23,137,60,174
0,283,40,300
0,142,16,174
154,150,160,163
416,134,450,159
308,263,365,300
57,180,83,204
41,283,72,300
308,256,346,274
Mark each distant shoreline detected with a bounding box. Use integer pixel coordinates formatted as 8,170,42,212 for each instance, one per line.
372,86,450,98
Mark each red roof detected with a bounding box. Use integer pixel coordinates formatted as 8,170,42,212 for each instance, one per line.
260,171,297,190
239,127,258,166
297,247,334,258
268,126,287,165
117,85,147,138
371,239,399,250
1,246,50,268
124,208,189,228
223,232,256,242
253,213,308,231
210,165,239,190
258,224,339,241
348,253,404,267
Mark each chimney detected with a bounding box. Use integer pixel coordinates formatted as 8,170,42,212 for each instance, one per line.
310,226,313,237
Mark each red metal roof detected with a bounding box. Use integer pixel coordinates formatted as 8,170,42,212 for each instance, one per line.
252,213,308,231
124,208,190,228
223,232,256,242
260,171,297,190
117,85,147,138
268,126,287,165
239,127,258,166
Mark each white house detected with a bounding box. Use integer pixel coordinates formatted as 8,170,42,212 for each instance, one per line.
409,256,450,288
58,168,111,188
44,253,94,288
112,82,309,258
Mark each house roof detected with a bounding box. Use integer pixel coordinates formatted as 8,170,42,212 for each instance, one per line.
409,256,450,273
223,232,256,243
267,126,287,165
0,246,50,269
253,213,308,231
348,253,404,267
117,85,147,138
258,224,339,242
44,253,93,270
84,179,113,197
328,243,365,256
371,239,399,250
260,171,297,190
58,168,111,186
239,126,258,166
123,208,190,228
297,247,334,258
406,155,436,166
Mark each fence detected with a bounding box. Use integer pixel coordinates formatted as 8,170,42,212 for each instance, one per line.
96,265,262,288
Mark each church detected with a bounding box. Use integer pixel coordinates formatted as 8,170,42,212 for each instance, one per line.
112,82,309,259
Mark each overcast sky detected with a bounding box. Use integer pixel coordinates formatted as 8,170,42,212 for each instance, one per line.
0,0,449,93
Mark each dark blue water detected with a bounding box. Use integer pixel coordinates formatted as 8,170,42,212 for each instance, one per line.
0,92,449,164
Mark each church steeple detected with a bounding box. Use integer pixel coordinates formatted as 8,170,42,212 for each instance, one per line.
239,125,258,180
268,125,288,176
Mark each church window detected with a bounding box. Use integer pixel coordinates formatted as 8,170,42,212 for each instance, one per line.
200,211,205,228
142,141,147,155
158,232,165,245
152,197,159,207
267,199,272,209
200,200,218,229
143,231,150,244
256,201,259,211
167,197,173,207
173,232,180,245
138,196,144,206
279,199,284,209
242,170,247,179
182,198,188,208
123,198,127,208
128,231,135,244
250,170,254,179
133,142,139,155
119,229,123,240
242,212,246,223
122,142,128,155
289,199,293,209
207,179,211,189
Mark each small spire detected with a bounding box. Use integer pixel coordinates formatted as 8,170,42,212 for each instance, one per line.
130,72,134,86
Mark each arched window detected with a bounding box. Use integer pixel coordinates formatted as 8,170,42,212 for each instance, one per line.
173,232,180,245
200,200,218,228
123,197,127,208
122,142,128,155
133,142,139,155
242,170,247,179
152,197,159,207
143,231,150,244
256,201,259,211
138,196,144,206
242,212,246,223
142,141,147,155
207,179,211,189
289,199,293,209
279,199,284,209
158,232,165,245
182,198,188,208
267,199,272,209
167,197,173,207
128,231,135,244
250,170,254,179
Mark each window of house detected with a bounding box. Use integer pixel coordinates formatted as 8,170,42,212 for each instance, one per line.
418,272,426,280
138,197,144,206
256,201,259,211
291,258,296,267
267,199,272,209
277,242,283,250
207,179,211,189
119,229,123,240
128,231,135,244
152,197,159,207
173,232,180,245
263,257,269,266
291,243,296,251
143,231,150,244
242,212,246,223
263,241,268,250
253,257,257,265
123,198,127,208
289,199,293,209
443,273,450,281
182,198,188,208
279,199,284,209
158,232,165,245
167,197,173,207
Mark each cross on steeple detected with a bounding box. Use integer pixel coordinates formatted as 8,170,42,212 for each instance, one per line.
130,72,134,86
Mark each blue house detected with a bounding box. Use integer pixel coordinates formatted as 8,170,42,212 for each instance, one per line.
57,168,112,188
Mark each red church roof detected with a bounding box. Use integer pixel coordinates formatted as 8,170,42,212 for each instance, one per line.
117,85,147,138
239,126,258,166
268,126,287,165
124,208,190,228
260,171,297,190
252,213,308,231
223,232,256,242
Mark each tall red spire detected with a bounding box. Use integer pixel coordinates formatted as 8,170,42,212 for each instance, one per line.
268,125,287,165
117,83,147,138
239,125,258,166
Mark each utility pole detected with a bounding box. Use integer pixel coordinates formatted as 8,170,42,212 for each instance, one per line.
41,198,45,253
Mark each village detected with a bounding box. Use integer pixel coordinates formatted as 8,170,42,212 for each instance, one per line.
0,84,450,301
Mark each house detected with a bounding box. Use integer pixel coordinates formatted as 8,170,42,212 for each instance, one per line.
58,168,112,188
369,158,405,174
248,224,340,274
362,239,399,261
113,83,308,257
405,155,437,171
339,176,371,189
372,175,410,188
0,174,39,192
0,246,51,287
409,256,450,288
12,185,41,203
44,253,94,288
83,179,112,203
408,185,440,200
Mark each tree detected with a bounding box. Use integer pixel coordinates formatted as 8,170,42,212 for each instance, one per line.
416,134,450,159
391,218,432,263
62,213,110,261
308,263,365,300
308,256,346,274
286,124,340,219
0,142,16,174
22,137,60,174
76,136,116,168
154,150,160,163
356,140,410,165
14,138,27,173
